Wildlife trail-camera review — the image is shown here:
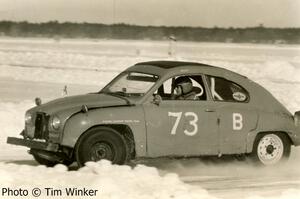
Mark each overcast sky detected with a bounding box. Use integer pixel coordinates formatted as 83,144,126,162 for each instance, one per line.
0,0,299,27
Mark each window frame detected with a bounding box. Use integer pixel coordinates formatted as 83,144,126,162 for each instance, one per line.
204,75,250,103
101,71,160,97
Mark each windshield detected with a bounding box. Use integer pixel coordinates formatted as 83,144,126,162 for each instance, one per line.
101,72,159,97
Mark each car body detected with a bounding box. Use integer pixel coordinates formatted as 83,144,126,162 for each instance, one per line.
7,61,300,166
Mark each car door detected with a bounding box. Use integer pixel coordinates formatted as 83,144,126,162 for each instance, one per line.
142,75,219,157
206,75,258,154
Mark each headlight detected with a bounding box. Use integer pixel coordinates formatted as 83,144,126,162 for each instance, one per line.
51,115,61,130
25,112,32,124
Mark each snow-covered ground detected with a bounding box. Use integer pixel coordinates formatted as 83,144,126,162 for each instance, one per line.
0,38,300,199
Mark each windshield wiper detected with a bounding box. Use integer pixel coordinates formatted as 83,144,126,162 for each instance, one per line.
99,91,132,105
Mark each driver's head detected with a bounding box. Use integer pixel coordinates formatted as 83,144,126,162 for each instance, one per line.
174,76,193,95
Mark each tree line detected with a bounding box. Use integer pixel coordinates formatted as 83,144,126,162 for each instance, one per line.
0,21,299,44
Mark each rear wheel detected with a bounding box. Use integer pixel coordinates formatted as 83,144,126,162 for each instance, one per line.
251,133,291,165
75,127,128,167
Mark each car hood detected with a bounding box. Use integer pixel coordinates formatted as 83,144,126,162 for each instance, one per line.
29,93,129,115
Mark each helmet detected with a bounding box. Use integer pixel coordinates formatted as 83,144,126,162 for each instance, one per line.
174,76,193,94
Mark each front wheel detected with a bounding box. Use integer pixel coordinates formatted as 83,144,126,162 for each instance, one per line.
251,133,291,165
75,127,128,167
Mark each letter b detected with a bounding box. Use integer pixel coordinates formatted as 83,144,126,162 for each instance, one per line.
233,113,243,130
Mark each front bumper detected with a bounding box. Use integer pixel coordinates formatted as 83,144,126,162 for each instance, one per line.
7,137,59,152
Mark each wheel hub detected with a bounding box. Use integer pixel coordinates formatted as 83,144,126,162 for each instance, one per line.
257,134,284,165
96,147,107,158
90,142,114,161
266,145,275,154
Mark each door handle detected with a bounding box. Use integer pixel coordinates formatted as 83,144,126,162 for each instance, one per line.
205,109,215,112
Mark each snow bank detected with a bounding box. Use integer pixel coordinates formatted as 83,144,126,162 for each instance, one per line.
0,101,34,159
0,160,216,199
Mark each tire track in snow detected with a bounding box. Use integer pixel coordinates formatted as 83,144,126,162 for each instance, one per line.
182,175,300,189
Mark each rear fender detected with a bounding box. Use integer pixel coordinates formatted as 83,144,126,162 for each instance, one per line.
292,111,300,145
246,111,296,152
294,111,300,127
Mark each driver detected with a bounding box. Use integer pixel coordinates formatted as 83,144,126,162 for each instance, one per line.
172,76,198,100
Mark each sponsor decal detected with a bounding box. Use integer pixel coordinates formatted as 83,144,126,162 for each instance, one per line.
233,92,247,102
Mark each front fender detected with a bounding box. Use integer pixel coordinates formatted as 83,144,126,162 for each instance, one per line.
61,106,147,157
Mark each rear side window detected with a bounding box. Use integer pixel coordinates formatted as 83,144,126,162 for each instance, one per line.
206,75,249,103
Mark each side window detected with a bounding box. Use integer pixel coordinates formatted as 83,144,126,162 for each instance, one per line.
155,75,207,101
206,75,249,103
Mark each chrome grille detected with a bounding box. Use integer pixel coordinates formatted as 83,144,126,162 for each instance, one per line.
34,112,50,140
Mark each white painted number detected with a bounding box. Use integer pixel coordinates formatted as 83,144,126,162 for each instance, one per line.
184,112,198,136
233,113,243,130
168,112,198,136
168,112,182,135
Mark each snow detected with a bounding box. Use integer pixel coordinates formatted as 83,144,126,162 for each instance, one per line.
0,38,300,199
0,101,33,158
0,161,216,199
246,190,300,199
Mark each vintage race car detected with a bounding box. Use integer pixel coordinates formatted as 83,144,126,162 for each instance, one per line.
7,61,300,166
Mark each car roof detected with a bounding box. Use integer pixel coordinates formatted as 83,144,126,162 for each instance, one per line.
127,60,247,80
135,60,210,69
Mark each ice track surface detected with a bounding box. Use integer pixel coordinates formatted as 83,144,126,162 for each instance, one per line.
0,38,300,199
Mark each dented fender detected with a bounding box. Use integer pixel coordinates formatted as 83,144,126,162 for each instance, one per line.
61,106,147,157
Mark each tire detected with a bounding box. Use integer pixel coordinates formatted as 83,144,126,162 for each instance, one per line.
33,154,73,167
33,154,57,167
75,126,128,167
31,148,73,167
251,133,291,166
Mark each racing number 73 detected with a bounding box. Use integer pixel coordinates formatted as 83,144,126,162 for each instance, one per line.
168,112,198,136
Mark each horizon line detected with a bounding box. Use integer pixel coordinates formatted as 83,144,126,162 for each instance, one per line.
0,20,299,29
